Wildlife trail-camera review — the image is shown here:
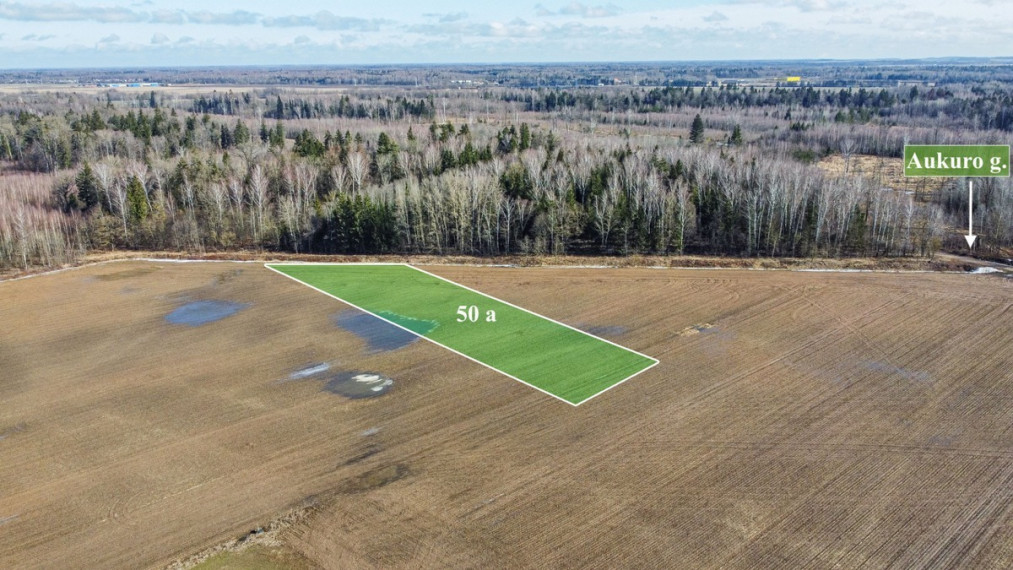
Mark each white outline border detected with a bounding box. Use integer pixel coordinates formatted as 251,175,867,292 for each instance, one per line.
903,144,1012,178
264,262,659,406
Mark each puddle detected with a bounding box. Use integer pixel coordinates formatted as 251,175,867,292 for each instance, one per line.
864,361,931,383
324,371,394,399
288,363,331,381
375,311,438,335
334,310,422,352
165,300,250,326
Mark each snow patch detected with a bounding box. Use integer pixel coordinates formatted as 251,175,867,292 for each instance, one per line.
288,363,330,380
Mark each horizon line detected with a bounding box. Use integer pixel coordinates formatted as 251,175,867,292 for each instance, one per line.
3,56,1013,74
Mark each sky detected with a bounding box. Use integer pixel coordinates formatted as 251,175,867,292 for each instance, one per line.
0,0,1009,68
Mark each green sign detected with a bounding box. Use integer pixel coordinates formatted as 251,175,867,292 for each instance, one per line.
904,145,1010,177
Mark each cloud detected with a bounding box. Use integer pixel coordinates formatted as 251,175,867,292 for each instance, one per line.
535,4,555,17
544,20,610,39
558,2,622,18
294,35,311,45
187,10,259,25
440,12,468,23
147,9,259,25
0,3,262,26
263,11,388,31
0,4,391,30
150,33,170,45
789,0,846,11
21,33,56,41
98,34,120,44
406,21,477,35
407,18,544,39
423,11,468,23
0,2,145,23
703,11,729,23
149,10,184,24
740,0,846,11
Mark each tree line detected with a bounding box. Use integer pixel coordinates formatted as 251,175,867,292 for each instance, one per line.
1,81,1010,272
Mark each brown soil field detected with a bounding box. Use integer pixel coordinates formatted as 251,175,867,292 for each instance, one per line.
1,260,1012,568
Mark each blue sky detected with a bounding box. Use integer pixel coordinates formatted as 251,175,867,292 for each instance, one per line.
0,0,1008,68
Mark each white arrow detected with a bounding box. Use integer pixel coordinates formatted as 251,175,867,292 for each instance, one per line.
965,180,977,249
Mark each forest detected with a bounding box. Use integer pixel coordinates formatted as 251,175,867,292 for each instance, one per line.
1,61,1012,271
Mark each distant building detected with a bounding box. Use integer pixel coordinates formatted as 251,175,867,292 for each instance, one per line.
785,76,802,83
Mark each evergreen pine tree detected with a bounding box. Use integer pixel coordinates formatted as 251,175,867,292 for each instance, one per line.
376,132,397,155
730,124,743,145
690,114,705,144
126,175,148,223
270,122,285,148
75,162,99,211
233,120,250,145
220,124,234,149
519,123,531,151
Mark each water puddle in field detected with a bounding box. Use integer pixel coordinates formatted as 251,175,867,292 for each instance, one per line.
165,300,250,326
864,361,931,383
333,310,421,353
375,311,438,336
324,371,394,399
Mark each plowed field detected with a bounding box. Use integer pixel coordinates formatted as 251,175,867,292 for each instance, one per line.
1,261,1011,568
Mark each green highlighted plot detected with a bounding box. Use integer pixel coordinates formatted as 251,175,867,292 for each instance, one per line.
267,264,657,405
